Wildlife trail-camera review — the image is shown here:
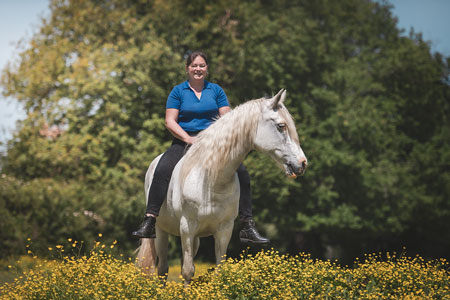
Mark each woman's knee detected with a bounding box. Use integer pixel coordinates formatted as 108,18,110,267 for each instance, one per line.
153,145,185,178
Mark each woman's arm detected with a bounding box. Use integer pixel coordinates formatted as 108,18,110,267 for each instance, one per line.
166,106,230,144
218,106,231,116
165,108,196,144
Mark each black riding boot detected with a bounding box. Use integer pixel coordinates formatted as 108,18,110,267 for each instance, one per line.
239,219,270,245
132,215,156,238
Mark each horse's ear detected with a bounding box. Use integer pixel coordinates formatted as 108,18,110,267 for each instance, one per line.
271,89,286,109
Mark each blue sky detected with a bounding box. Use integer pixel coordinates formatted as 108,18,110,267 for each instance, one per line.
0,0,50,145
1,0,450,145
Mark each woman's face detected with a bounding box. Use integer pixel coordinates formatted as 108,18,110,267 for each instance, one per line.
186,56,208,82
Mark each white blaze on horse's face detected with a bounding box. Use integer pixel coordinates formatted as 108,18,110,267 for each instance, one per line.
254,89,307,178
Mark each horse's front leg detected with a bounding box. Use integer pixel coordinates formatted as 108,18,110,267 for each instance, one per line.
180,216,197,285
213,220,234,265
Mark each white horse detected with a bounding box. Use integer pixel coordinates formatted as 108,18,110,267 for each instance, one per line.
136,89,307,284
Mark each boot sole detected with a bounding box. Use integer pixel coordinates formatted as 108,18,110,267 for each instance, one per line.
132,232,156,239
240,237,270,245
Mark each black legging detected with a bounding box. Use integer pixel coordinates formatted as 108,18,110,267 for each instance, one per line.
146,136,253,220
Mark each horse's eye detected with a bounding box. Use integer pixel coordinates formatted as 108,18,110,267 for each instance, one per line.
277,123,286,130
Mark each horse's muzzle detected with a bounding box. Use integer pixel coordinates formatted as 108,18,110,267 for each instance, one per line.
285,158,307,178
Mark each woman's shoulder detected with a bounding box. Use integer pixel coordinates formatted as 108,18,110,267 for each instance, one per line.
204,81,228,104
173,80,190,90
204,80,224,92
168,81,189,95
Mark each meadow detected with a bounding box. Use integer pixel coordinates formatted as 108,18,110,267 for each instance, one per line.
1,237,449,299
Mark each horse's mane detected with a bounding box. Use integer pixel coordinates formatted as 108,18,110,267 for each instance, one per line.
179,96,299,186
179,98,263,185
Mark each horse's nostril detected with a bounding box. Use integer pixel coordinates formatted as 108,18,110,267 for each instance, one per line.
298,158,307,170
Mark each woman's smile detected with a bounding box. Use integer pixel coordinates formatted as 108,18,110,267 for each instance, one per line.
187,56,208,81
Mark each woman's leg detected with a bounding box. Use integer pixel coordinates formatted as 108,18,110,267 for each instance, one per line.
146,143,185,216
237,164,253,219
132,139,186,238
237,164,270,244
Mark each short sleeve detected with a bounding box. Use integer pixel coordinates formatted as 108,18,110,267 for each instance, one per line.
216,86,230,108
166,86,181,109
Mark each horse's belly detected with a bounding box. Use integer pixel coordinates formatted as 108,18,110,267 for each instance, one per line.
157,208,181,236
157,200,238,237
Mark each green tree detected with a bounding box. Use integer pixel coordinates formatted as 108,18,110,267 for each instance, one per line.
1,0,449,263
1,0,181,256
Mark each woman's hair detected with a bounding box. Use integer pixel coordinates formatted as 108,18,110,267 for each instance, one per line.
185,51,208,67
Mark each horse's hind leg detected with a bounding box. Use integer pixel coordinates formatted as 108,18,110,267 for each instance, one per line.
155,227,169,280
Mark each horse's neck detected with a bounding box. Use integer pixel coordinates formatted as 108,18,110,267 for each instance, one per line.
214,147,250,186
181,100,260,188
205,122,255,185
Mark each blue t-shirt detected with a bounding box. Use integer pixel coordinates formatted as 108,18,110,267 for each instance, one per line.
166,80,230,132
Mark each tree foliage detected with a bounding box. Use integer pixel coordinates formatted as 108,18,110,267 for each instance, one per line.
1,0,449,263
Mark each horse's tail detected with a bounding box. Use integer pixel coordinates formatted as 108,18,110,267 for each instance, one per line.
135,238,156,275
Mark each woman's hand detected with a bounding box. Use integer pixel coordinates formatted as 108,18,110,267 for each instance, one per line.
184,135,197,145
166,108,198,144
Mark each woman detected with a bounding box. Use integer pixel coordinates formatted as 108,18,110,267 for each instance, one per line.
132,51,269,245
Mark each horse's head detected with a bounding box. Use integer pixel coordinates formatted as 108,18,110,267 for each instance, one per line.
254,89,307,178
